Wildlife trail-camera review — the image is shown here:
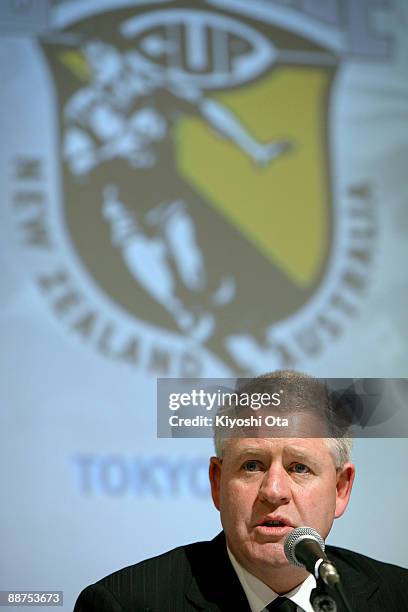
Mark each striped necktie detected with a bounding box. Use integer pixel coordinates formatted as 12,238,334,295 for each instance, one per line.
266,596,298,610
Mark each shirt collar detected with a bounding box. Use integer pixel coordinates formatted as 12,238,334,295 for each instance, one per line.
227,546,316,612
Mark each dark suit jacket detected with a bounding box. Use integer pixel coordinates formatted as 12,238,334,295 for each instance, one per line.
73,532,408,611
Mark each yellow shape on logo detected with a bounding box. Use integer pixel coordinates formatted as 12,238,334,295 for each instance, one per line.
58,51,91,82
176,67,332,288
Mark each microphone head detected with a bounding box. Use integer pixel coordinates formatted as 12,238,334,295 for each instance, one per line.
284,526,325,568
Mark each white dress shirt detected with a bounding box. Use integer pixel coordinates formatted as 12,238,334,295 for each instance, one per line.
227,546,316,612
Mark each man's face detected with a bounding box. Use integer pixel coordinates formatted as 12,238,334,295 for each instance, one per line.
209,436,354,575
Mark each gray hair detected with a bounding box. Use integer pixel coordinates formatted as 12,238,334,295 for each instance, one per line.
213,370,353,468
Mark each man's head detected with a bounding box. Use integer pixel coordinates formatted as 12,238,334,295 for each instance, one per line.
208,371,355,590
213,371,353,467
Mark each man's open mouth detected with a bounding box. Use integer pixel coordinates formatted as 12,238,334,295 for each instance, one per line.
256,517,293,529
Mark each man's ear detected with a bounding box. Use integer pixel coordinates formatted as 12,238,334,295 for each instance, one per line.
334,462,355,519
209,456,222,511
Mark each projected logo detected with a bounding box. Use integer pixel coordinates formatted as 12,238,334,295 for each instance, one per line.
37,1,378,374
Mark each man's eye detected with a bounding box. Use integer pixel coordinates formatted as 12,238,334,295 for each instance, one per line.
291,463,310,474
242,460,261,472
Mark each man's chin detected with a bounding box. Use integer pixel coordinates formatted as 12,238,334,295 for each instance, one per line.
247,541,289,570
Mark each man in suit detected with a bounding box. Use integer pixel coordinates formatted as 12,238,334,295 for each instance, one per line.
74,371,408,611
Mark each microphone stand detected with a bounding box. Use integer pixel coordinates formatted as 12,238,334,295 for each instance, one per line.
310,576,353,612
310,577,337,612
332,582,353,612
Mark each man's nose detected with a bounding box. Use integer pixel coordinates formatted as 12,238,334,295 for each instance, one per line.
258,465,291,505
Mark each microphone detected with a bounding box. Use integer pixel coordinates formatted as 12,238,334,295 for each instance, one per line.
284,527,340,587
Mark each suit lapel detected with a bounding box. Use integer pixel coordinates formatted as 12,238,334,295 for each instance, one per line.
326,547,379,612
182,536,383,612
184,532,251,611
